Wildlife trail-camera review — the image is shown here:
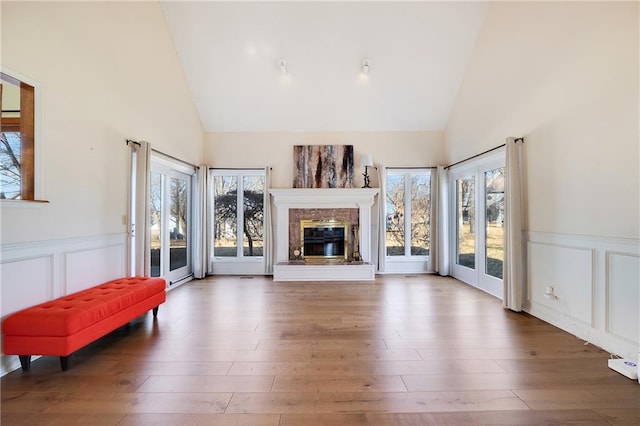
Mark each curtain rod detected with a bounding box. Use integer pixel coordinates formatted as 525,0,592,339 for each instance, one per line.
445,138,523,170
209,167,272,170
151,148,197,169
386,166,437,170
125,140,197,169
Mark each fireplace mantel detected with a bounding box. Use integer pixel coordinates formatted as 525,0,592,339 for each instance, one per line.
270,188,379,281
269,188,379,208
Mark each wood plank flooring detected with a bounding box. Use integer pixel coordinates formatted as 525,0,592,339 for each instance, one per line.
2,275,639,425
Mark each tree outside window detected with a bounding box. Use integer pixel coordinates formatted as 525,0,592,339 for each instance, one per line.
385,169,431,257
213,172,265,257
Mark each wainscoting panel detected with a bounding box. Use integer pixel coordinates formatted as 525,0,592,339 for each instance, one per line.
65,244,125,294
525,232,639,361
0,233,128,376
527,241,594,326
1,255,54,319
606,252,640,345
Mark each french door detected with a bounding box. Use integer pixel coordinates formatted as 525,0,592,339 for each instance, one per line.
450,154,505,298
150,158,193,287
384,168,432,273
209,168,266,275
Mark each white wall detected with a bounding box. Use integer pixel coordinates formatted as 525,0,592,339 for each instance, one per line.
204,131,446,188
1,1,203,245
447,1,638,239
446,2,639,360
1,2,203,375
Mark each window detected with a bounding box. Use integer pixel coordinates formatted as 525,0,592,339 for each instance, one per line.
456,177,475,269
211,169,265,269
149,157,193,286
485,167,505,279
384,168,432,272
1,72,35,200
450,153,505,298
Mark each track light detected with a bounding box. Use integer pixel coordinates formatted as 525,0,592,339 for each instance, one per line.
279,59,287,75
361,58,370,75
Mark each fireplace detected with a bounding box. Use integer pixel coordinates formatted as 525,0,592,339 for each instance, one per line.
301,220,348,261
270,188,379,281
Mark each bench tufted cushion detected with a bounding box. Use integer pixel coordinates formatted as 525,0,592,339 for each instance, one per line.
2,277,166,338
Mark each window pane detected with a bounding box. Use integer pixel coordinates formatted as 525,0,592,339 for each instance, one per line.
243,176,264,256
150,172,162,277
214,176,238,257
485,167,505,279
456,178,475,269
410,174,430,255
169,177,188,271
0,132,22,199
1,75,35,200
386,174,405,256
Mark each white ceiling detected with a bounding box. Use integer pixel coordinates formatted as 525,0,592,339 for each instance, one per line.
161,1,488,132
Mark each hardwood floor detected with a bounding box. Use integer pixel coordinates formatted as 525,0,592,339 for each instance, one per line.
2,275,639,425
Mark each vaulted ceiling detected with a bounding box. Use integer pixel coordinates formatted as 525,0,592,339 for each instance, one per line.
161,1,488,132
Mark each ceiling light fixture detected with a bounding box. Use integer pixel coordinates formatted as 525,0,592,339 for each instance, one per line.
279,59,288,75
361,58,370,75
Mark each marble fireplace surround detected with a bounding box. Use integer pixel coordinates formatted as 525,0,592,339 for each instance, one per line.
270,188,379,281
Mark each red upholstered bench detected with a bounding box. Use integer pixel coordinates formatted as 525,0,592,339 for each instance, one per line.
2,276,166,371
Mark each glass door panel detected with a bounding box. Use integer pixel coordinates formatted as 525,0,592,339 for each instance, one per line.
410,174,430,256
150,172,162,277
450,154,505,299
149,160,192,287
242,176,265,257
213,176,238,257
210,169,266,275
456,177,475,269
169,176,188,271
485,167,505,279
385,174,405,256
383,169,432,274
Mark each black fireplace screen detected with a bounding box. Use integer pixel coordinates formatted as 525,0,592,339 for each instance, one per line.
301,220,348,259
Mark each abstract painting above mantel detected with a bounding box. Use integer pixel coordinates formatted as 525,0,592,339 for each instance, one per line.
293,145,354,188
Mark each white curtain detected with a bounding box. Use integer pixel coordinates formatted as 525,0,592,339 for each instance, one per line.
436,166,450,276
503,137,525,311
377,165,386,272
129,140,151,277
192,166,208,279
263,167,274,275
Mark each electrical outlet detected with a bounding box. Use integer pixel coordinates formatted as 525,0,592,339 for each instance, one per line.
121,215,127,225
544,285,557,300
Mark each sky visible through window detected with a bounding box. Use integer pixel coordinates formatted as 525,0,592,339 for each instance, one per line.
0,132,22,199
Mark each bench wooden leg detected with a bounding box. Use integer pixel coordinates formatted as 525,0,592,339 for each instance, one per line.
19,355,31,371
60,356,70,371
153,306,159,317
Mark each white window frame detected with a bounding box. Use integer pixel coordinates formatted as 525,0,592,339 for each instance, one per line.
449,151,505,298
150,154,195,288
384,168,432,274
209,168,266,275
0,67,44,207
